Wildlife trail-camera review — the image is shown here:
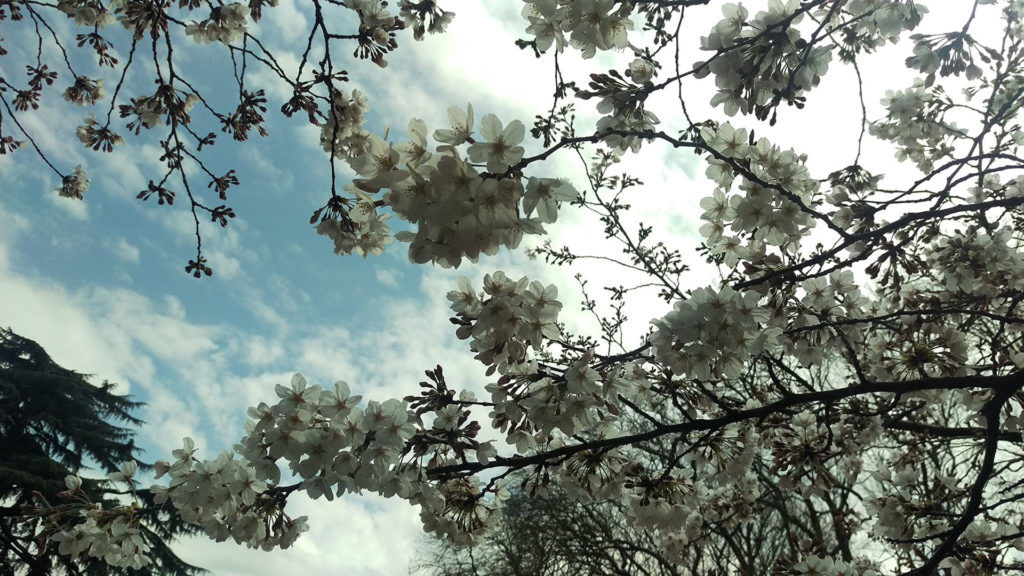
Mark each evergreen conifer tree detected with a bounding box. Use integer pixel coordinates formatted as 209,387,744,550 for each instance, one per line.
0,327,204,576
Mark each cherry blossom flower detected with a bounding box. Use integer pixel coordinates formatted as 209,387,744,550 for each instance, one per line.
467,114,525,173
523,178,576,223
433,103,474,145
108,460,138,483
57,165,90,199
626,58,656,83
185,3,248,44
522,0,566,53
397,118,431,167
566,0,633,58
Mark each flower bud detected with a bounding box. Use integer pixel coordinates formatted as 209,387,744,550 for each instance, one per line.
121,460,138,479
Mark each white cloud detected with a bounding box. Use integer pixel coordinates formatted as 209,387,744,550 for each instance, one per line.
237,288,291,331
375,3,544,130
109,236,141,264
46,188,89,221
256,0,310,45
148,202,257,281
206,247,243,279
375,267,400,287
0,265,151,398
239,335,287,367
238,140,296,194
0,202,30,244
91,142,165,203
173,494,422,576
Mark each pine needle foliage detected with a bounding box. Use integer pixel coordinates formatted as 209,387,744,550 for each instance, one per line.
0,327,205,576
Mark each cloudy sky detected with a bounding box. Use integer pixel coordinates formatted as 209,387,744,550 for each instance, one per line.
0,1,992,574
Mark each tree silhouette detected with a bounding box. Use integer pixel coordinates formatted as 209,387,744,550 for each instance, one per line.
0,327,203,576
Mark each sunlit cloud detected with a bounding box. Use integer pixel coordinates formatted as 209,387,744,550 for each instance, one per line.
375,267,400,287
109,236,142,263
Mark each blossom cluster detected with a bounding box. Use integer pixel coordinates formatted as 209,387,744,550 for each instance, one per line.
147,376,415,551
521,0,634,57
136,270,579,551
498,357,649,445
697,2,832,118
69,83,199,162
77,113,126,152
56,0,115,28
399,0,455,40
393,109,538,266
118,88,202,133
783,271,869,367
57,165,90,200
651,285,780,381
587,63,661,154
769,410,838,494
316,188,394,257
924,226,1024,298
185,3,249,45
448,271,562,372
63,76,104,107
868,80,958,172
699,122,818,258
446,273,654,449
318,102,574,267
47,464,152,569
866,319,971,381
625,426,762,561
319,89,371,160
793,555,877,576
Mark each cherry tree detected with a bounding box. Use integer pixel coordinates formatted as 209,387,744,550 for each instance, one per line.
413,479,687,576
4,0,1024,574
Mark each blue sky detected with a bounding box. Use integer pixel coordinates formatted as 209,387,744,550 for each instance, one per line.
0,1,993,574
